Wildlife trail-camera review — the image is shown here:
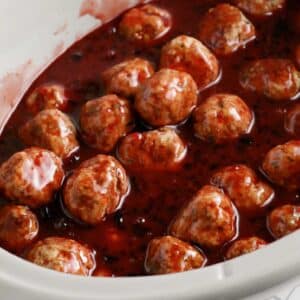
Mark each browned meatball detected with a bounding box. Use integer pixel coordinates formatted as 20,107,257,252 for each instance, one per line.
19,109,79,159
193,94,254,144
118,127,187,171
135,69,198,127
80,95,134,153
225,237,267,260
268,205,300,239
234,0,285,16
119,4,172,46
0,148,64,208
26,84,69,114
211,165,274,211
198,4,255,56
27,237,95,275
170,185,237,248
63,155,129,225
239,59,300,101
262,141,300,190
144,236,206,275
160,35,220,90
102,58,155,98
0,205,39,252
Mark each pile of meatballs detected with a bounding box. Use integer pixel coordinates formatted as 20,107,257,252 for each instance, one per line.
0,0,300,276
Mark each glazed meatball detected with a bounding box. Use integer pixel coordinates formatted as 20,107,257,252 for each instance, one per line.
102,58,155,98
118,127,187,171
170,185,237,248
135,69,198,127
0,205,39,252
198,4,255,56
0,148,64,208
225,237,267,260
26,84,69,114
262,141,300,190
193,94,253,144
119,4,172,46
27,237,95,275
211,165,274,211
268,205,300,239
239,59,300,101
234,0,285,16
63,155,129,225
144,236,206,275
80,95,134,153
160,35,220,90
19,109,79,159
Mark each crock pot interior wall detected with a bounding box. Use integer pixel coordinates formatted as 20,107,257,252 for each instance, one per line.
0,1,300,299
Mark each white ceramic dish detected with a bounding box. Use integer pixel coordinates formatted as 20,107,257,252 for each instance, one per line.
0,1,300,299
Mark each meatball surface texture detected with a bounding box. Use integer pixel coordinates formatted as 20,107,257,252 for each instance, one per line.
145,236,206,275
63,155,129,225
135,68,198,127
27,237,95,275
0,148,64,208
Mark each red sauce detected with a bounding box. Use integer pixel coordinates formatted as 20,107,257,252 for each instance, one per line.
0,0,299,276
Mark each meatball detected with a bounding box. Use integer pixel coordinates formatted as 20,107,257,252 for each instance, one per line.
63,155,129,225
119,4,172,46
211,165,274,211
262,141,300,190
135,69,198,127
102,58,155,98
268,205,300,239
144,236,206,275
198,4,255,56
170,185,237,248
284,103,300,136
27,237,95,275
80,95,134,153
0,148,64,208
193,94,253,144
234,0,285,16
239,59,300,101
160,35,220,90
26,84,69,114
19,109,79,159
225,237,267,260
117,127,187,171
0,205,39,252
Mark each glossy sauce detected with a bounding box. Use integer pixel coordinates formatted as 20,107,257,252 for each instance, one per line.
0,0,299,276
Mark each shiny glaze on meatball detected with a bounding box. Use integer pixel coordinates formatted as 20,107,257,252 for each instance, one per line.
170,185,238,248
63,155,129,225
144,236,206,275
135,69,198,127
239,59,300,101
199,4,256,56
27,237,95,275
0,205,39,252
80,95,134,153
117,127,187,171
160,35,220,90
211,165,274,211
0,148,64,208
19,109,79,159
193,94,254,144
